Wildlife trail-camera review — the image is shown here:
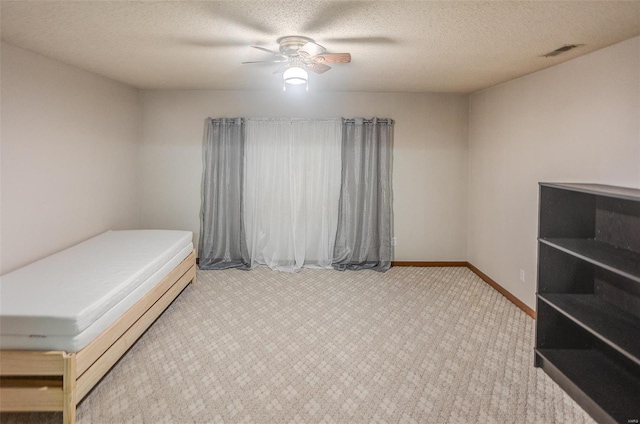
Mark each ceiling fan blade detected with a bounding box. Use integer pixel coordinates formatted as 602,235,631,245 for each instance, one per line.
251,46,286,58
242,59,288,64
176,37,248,49
314,53,351,64
302,2,364,32
298,41,326,58
273,64,289,74
322,37,395,45
200,3,275,34
306,62,332,74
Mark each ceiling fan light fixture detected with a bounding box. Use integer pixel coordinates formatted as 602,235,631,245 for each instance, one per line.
283,66,308,85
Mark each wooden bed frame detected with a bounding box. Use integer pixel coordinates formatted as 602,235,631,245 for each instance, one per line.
0,250,196,424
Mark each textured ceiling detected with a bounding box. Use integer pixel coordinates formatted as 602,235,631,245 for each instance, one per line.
1,1,639,93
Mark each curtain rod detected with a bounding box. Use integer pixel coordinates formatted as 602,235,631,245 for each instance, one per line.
342,118,394,124
209,117,394,124
246,118,341,122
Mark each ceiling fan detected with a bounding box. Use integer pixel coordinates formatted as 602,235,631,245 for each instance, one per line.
242,36,351,90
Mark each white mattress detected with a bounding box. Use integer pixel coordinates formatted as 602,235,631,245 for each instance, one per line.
0,230,193,352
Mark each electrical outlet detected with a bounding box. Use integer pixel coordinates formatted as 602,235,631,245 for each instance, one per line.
519,269,525,282
391,237,397,246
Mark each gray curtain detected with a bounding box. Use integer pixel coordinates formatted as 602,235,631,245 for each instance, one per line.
333,118,394,271
198,117,250,269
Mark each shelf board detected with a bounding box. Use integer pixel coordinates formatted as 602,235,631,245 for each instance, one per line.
536,348,640,424
539,294,640,366
539,183,640,201
540,238,640,284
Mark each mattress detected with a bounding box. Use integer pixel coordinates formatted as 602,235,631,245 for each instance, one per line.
0,230,193,352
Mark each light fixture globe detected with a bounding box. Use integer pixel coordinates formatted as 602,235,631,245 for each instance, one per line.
283,66,308,85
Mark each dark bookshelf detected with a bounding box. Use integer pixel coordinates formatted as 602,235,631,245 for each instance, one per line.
535,183,640,424
539,238,640,283
536,348,640,424
538,294,640,364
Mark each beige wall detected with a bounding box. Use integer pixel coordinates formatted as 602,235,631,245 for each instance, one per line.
0,43,141,274
7,33,636,309
468,36,640,310
139,90,469,261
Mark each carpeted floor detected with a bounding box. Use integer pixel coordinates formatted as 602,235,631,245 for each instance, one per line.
2,267,594,423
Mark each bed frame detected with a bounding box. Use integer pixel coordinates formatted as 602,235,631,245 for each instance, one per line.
0,250,196,424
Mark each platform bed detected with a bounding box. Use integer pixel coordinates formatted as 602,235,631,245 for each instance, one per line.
0,249,196,424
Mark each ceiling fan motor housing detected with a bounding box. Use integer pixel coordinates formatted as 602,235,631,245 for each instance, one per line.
277,35,315,56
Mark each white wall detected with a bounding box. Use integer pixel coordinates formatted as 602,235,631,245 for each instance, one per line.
139,90,469,261
468,36,640,310
0,43,141,274
3,34,636,309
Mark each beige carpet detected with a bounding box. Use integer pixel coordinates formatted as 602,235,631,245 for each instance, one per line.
2,267,594,424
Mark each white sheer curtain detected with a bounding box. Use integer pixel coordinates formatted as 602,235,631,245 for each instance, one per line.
243,118,342,272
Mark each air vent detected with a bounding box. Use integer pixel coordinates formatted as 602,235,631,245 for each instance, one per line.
542,44,583,58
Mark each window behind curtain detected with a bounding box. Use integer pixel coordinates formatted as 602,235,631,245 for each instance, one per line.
199,117,394,272
243,118,342,272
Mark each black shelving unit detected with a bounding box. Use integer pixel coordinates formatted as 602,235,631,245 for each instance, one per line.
535,183,640,424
